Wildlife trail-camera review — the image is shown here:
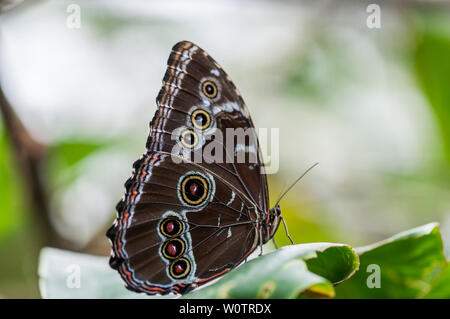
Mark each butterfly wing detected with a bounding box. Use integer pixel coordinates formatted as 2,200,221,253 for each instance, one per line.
108,153,258,294
150,41,268,211
107,41,268,294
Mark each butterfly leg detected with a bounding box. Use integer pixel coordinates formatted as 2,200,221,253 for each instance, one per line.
272,237,278,249
258,227,264,256
281,216,295,245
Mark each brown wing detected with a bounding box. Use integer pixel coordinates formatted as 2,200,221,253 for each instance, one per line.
149,41,268,212
107,41,267,295
108,153,258,294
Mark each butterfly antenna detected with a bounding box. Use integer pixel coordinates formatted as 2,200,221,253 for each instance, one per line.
273,163,319,246
274,162,319,207
273,178,289,207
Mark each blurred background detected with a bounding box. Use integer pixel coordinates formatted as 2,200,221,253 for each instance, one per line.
1,0,450,298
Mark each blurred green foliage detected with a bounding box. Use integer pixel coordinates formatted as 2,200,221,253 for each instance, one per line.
0,124,113,297
47,139,113,189
0,126,24,240
281,34,366,104
414,13,450,164
270,187,339,246
0,125,40,297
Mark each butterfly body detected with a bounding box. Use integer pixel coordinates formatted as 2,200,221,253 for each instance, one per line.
107,41,282,295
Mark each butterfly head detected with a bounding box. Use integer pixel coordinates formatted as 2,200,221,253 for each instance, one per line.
263,205,282,243
271,205,282,217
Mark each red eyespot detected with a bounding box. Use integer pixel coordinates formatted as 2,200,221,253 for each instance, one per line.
165,221,175,234
174,263,184,274
169,258,191,279
189,183,198,196
169,258,190,279
180,174,208,206
162,238,185,260
160,218,183,237
167,243,178,256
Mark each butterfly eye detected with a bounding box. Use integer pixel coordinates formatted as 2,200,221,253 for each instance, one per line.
169,258,191,279
179,174,208,206
161,238,185,260
160,218,183,237
201,80,218,99
179,129,199,148
191,109,211,130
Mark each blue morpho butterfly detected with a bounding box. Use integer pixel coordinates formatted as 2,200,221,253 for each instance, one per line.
106,41,304,295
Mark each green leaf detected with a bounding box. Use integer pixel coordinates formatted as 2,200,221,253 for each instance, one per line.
423,264,450,298
38,247,156,298
183,243,358,299
414,16,450,163
335,223,446,298
39,225,447,299
38,244,358,299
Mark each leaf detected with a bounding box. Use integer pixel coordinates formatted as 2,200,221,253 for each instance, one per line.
423,264,450,299
335,223,447,298
183,243,359,299
414,16,450,162
38,244,358,299
38,247,157,299
39,225,447,299
0,126,24,240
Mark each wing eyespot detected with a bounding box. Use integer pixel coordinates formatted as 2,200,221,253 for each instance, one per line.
179,174,208,206
110,41,263,295
201,80,218,99
191,109,211,130
179,129,199,148
159,218,183,237
161,238,186,260
169,258,191,279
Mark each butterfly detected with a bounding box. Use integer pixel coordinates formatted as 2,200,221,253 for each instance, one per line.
106,41,286,295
